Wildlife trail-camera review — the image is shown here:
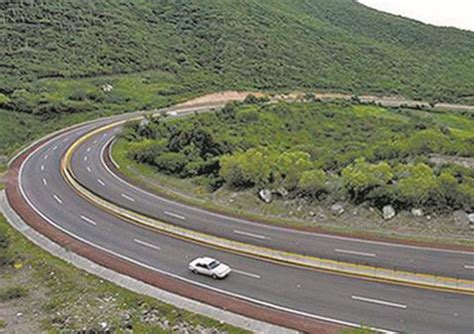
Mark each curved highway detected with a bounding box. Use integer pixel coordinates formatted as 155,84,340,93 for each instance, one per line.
69,112,474,280
12,104,474,333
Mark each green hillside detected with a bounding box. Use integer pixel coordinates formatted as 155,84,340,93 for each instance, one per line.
1,0,474,156
3,0,474,100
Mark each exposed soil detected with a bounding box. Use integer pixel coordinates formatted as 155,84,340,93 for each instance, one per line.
429,154,474,169
175,90,474,111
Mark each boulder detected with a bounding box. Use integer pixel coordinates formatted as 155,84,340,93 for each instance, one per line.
383,205,396,220
468,213,474,224
274,187,289,197
330,203,345,216
411,208,424,217
258,189,272,203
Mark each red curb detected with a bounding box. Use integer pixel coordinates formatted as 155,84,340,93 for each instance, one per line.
5,131,343,334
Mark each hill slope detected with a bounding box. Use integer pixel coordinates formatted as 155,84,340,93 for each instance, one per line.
2,0,474,102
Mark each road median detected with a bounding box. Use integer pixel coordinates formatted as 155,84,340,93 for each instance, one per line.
62,116,474,295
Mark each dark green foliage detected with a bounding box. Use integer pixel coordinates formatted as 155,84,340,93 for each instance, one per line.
2,0,474,103
122,101,474,212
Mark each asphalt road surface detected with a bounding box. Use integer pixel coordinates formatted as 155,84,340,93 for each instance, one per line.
18,106,474,333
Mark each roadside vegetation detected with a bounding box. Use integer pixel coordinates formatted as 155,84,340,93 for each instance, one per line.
120,99,474,215
0,213,248,333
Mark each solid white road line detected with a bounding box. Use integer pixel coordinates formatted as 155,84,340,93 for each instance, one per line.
97,179,105,186
233,269,261,279
335,249,376,258
80,215,97,226
134,238,161,251
351,295,407,309
233,230,268,240
464,265,474,270
121,193,135,202
164,211,186,220
53,194,63,204
86,166,92,173
41,165,45,171
42,178,47,186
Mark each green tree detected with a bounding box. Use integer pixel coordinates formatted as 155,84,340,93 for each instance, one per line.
274,151,313,190
298,169,328,199
395,163,441,207
342,159,393,200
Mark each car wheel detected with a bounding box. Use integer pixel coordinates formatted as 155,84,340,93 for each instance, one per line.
212,274,218,280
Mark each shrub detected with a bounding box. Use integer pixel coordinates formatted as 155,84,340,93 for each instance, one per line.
153,152,188,174
298,169,328,199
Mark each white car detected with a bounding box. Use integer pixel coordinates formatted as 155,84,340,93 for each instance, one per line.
189,257,231,279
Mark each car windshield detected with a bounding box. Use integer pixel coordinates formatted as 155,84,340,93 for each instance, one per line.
208,261,220,269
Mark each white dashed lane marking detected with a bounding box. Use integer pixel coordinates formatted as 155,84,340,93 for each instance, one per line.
233,230,268,240
351,295,407,309
233,269,261,279
80,215,97,226
121,193,135,202
134,238,161,251
335,249,376,258
53,194,63,204
164,211,186,220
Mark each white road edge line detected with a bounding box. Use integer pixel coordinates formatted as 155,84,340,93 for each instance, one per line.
17,117,397,334
80,215,97,226
352,296,407,309
121,193,135,202
233,269,261,279
42,178,47,186
464,265,474,270
233,230,268,240
335,249,376,258
52,194,63,204
164,211,186,220
134,238,161,251
97,179,105,186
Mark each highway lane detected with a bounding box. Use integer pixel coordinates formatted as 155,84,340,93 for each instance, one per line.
68,124,474,280
17,106,474,333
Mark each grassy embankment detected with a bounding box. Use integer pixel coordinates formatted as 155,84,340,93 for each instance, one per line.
0,213,249,333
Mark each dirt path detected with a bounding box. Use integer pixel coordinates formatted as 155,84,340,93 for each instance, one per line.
177,90,474,111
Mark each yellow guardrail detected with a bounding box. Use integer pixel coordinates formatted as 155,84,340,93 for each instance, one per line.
61,117,474,295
